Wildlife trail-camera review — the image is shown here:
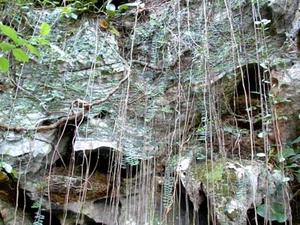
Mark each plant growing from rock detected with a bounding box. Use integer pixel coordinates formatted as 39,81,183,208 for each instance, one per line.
0,22,51,73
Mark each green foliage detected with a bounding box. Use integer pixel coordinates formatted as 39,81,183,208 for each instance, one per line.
257,202,288,223
31,200,42,209
105,1,141,18
39,22,51,36
205,162,224,184
0,22,50,73
275,145,300,183
33,212,45,225
0,161,18,179
31,200,45,225
162,166,174,208
12,48,29,62
102,1,140,36
60,5,79,19
105,2,116,16
0,57,9,72
0,23,19,42
0,42,15,51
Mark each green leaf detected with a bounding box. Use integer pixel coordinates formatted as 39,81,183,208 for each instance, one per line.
40,22,51,36
25,44,40,57
291,136,300,144
32,37,50,46
0,42,15,51
290,154,300,162
296,170,300,183
0,23,18,42
109,26,120,36
69,13,78,20
0,57,9,72
106,3,116,17
286,163,299,168
280,147,296,159
257,203,288,223
118,3,129,10
14,37,28,46
118,2,140,10
12,48,29,62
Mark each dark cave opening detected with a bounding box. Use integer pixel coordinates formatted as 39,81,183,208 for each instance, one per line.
52,121,140,180
294,29,300,52
0,169,61,225
176,181,212,225
35,210,62,225
235,63,270,98
73,146,140,179
16,190,62,225
231,63,270,131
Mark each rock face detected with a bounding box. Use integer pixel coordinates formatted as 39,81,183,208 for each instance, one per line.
177,158,291,225
0,0,299,225
268,0,299,34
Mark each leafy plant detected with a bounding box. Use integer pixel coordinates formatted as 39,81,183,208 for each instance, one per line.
0,161,18,179
32,200,45,225
257,202,288,223
0,22,51,73
102,1,142,36
273,144,300,183
261,140,300,222
162,166,175,208
105,1,141,18
33,211,45,225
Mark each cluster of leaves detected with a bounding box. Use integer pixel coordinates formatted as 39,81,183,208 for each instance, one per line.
0,22,51,73
99,1,141,36
13,0,100,20
58,0,100,19
268,137,300,184
256,137,300,223
24,0,140,19
31,200,45,225
162,166,175,208
105,1,140,17
24,0,98,9
0,161,18,179
257,202,288,223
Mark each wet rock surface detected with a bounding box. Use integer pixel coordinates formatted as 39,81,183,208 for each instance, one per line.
0,0,299,224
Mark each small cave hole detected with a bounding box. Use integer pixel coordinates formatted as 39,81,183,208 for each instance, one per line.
176,181,212,225
36,211,62,225
17,190,61,225
94,110,110,119
74,147,140,179
51,122,140,187
230,63,270,131
294,29,300,52
82,217,108,225
52,124,77,168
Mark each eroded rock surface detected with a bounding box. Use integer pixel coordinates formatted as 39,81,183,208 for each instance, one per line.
0,0,299,224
